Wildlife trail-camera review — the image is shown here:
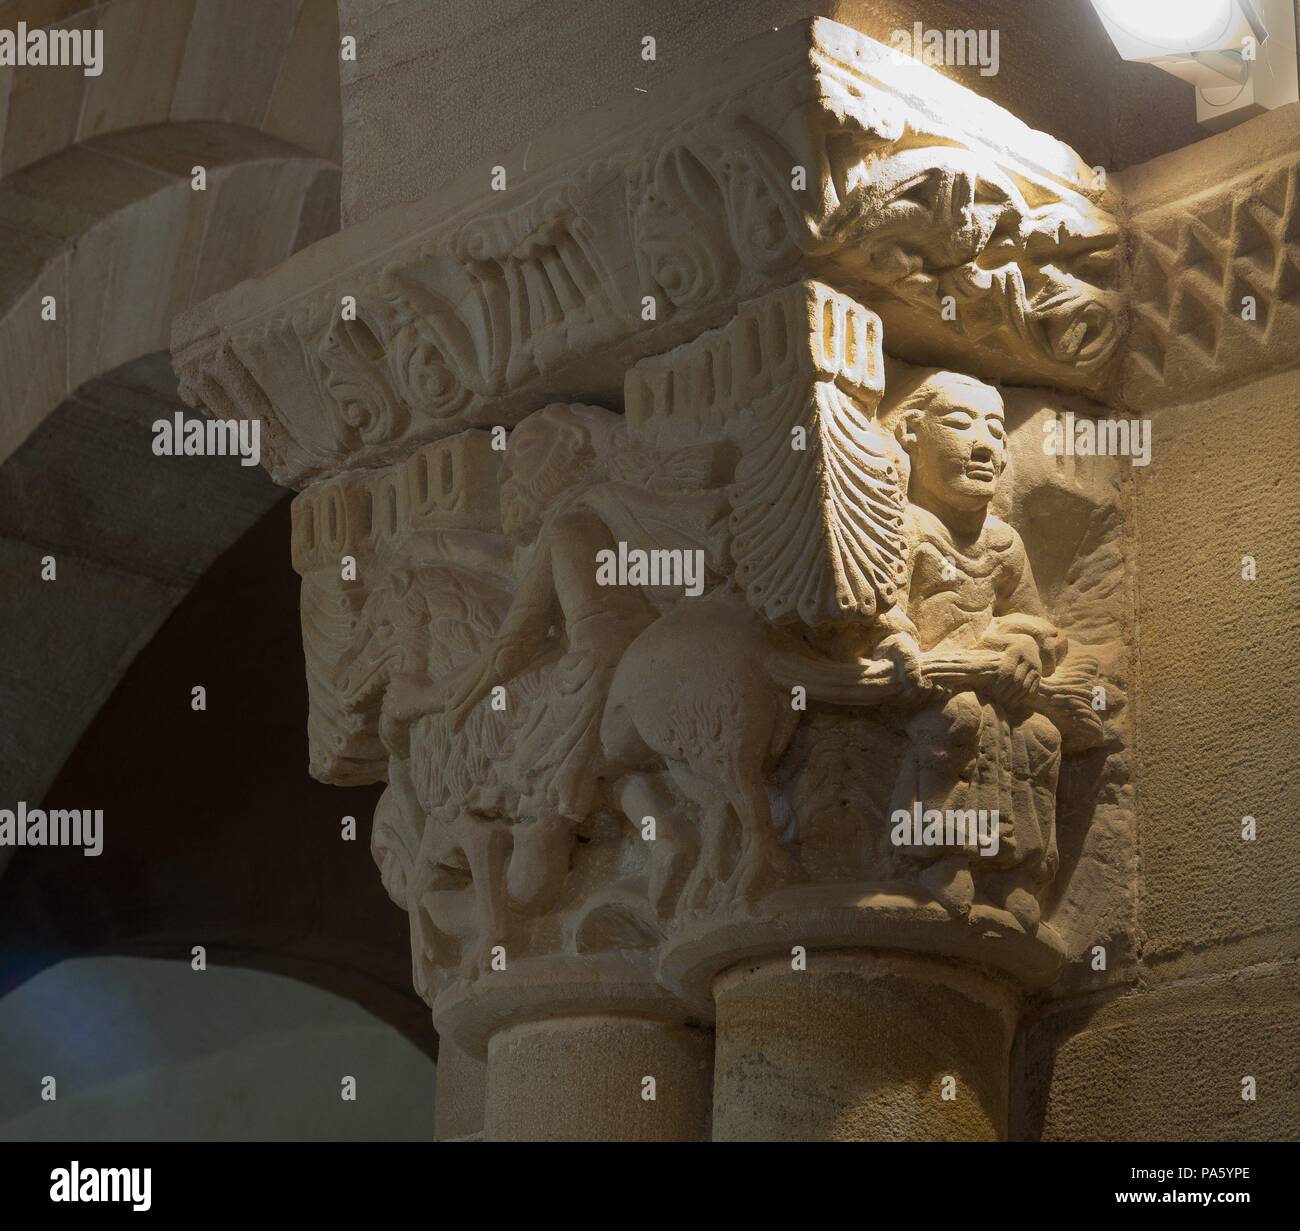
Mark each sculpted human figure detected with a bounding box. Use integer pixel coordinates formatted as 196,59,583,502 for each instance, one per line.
446,403,655,822
873,368,1069,930
383,403,699,967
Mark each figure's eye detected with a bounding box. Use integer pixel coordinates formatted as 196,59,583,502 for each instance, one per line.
939,413,973,429
987,419,1006,439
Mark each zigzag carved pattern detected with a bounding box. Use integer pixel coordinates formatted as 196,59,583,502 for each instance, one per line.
1127,162,1300,394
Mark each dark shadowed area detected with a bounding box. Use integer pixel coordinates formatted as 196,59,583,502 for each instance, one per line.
0,497,433,1059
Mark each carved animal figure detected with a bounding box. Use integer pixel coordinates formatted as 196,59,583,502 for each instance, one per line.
600,590,802,907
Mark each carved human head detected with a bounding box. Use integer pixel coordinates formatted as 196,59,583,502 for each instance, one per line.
880,366,1007,515
499,403,612,541
341,568,433,705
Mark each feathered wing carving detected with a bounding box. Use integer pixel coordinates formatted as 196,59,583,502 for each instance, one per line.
301,572,383,785
625,279,909,626
730,379,907,625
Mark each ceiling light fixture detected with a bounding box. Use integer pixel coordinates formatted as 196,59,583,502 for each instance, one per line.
1091,0,1298,131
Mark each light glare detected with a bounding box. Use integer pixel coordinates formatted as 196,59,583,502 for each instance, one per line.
1094,0,1237,51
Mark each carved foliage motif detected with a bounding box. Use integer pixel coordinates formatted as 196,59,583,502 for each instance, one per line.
175,20,1123,487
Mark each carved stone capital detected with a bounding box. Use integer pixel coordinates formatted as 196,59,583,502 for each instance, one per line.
282,271,1131,1055
172,20,1143,1087
173,18,1122,489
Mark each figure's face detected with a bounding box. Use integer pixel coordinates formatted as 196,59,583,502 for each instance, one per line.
499,421,556,540
343,578,425,702
902,377,1007,513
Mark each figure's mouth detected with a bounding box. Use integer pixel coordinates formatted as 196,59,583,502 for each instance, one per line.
1036,288,1118,367
965,463,996,481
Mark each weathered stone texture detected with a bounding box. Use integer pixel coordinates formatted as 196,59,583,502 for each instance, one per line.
336,0,1204,224
713,953,1016,1141
1131,371,1300,979
484,1017,713,1142
1015,963,1300,1141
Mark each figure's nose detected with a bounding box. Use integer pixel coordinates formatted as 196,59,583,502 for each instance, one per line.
970,441,995,462
972,420,1003,455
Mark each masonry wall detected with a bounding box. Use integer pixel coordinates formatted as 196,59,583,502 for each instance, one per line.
1015,369,1300,1140
336,0,1205,224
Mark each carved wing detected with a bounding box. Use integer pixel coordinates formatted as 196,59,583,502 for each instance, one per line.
624,279,909,625
301,571,383,785
730,377,907,624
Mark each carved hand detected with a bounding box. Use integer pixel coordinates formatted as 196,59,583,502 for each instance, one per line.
989,634,1042,709
876,632,937,704
446,642,528,733
379,674,425,756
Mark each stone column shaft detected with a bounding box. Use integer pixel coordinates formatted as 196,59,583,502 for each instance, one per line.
433,1036,488,1141
712,951,1017,1141
484,1016,713,1142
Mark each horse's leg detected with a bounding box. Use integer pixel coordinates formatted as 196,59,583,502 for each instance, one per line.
506,812,574,911
667,768,729,914
460,819,512,975
617,772,695,919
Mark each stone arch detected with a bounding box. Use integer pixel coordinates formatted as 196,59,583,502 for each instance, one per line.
1,1,342,824
0,121,339,463
0,0,340,180
0,495,435,1055
0,117,340,816
0,352,285,813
